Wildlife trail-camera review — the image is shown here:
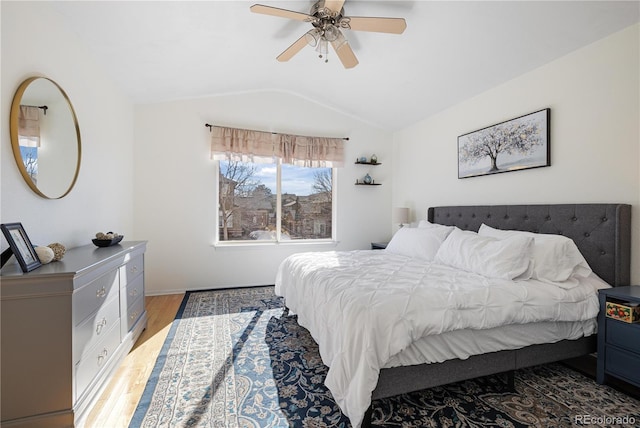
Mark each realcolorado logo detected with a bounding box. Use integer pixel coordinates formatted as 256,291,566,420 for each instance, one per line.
574,415,636,425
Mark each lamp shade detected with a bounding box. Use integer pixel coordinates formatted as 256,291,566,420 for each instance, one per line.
393,207,409,225
305,28,321,47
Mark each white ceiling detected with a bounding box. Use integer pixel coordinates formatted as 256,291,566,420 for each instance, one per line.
49,1,639,131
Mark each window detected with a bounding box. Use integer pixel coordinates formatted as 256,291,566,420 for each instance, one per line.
210,124,343,243
218,160,334,242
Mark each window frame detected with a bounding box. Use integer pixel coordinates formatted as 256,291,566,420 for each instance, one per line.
214,159,338,246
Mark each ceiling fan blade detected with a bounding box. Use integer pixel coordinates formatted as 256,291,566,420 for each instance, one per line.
331,40,358,69
323,0,346,14
250,4,314,22
344,16,407,34
277,34,309,62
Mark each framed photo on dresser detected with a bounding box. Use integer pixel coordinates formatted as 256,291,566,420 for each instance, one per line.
1,222,41,272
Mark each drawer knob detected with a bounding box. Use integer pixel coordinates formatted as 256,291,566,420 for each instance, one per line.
129,289,138,297
96,286,107,298
96,317,107,335
130,311,139,321
97,348,108,366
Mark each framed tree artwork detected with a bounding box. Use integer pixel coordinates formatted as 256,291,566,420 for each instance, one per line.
458,108,550,179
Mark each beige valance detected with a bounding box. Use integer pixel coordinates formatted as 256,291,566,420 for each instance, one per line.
18,105,41,147
210,125,345,168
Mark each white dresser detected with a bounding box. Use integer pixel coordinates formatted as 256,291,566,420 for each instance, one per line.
1,241,147,427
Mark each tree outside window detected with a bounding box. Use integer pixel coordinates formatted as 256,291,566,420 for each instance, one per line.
218,160,333,242
19,146,38,183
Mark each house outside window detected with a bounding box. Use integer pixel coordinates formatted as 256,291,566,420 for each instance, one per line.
218,160,334,243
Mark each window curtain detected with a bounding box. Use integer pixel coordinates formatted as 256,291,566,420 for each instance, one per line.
278,134,344,168
18,105,41,147
210,127,277,164
210,126,345,168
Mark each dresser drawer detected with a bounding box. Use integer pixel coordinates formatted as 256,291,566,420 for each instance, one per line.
125,294,145,332
121,274,144,311
75,321,121,398
605,347,640,387
120,254,144,286
606,319,640,354
73,270,119,326
73,295,120,363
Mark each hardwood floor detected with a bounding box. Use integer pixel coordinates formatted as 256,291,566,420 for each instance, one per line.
84,294,184,427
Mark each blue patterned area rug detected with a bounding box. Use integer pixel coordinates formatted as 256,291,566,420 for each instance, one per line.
130,286,639,427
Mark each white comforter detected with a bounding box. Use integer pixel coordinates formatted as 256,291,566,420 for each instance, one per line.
274,250,608,428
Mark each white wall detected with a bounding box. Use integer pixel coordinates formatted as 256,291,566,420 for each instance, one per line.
392,24,640,283
4,2,635,293
1,3,134,252
134,92,392,294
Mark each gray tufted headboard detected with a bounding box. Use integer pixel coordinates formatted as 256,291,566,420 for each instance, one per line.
428,204,631,287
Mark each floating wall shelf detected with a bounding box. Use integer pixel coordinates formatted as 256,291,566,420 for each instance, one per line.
355,157,381,185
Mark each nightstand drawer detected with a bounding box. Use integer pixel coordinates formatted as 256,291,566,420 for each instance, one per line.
605,347,640,386
606,320,640,354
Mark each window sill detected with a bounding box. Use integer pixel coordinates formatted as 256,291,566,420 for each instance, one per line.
213,240,338,250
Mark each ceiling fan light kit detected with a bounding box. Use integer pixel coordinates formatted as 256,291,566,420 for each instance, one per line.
250,0,406,69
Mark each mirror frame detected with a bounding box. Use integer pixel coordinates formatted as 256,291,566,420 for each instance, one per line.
9,76,82,199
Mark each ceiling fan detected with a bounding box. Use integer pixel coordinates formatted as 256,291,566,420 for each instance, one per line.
250,0,407,69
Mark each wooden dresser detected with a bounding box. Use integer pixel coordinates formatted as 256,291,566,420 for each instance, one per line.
1,241,148,427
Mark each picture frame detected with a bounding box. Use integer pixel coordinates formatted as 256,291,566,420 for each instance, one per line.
458,108,550,179
1,222,41,272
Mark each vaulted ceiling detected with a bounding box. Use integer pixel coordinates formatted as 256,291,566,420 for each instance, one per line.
50,1,639,130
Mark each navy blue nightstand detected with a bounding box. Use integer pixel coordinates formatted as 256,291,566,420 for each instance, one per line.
371,242,388,250
597,286,640,389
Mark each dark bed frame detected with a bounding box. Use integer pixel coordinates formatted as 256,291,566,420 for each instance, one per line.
363,204,632,427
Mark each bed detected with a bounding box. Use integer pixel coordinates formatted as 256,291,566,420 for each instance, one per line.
275,204,632,428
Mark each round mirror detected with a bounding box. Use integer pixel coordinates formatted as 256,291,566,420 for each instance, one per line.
9,77,81,199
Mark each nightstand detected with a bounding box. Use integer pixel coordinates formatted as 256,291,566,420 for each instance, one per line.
596,286,640,388
371,242,388,250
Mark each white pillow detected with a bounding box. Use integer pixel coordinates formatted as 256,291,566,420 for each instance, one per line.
478,224,592,282
385,226,453,261
418,220,455,234
434,228,534,280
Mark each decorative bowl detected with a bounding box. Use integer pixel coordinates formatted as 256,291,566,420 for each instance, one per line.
92,235,124,247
